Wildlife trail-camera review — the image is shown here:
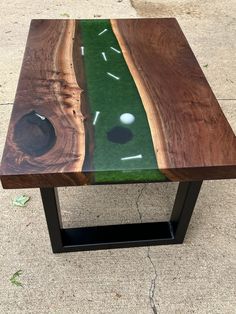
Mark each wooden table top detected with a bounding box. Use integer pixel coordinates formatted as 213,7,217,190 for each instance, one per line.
1,18,236,189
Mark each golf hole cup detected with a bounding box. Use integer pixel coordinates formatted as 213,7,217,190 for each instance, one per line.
120,113,135,125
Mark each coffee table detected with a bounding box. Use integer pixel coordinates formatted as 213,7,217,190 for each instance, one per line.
1,19,236,253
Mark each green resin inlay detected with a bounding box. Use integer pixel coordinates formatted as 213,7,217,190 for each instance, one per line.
80,20,166,183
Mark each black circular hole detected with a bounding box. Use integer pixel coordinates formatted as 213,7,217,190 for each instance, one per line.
14,111,56,156
107,126,133,144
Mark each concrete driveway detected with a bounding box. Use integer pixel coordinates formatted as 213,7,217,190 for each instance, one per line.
0,1,235,313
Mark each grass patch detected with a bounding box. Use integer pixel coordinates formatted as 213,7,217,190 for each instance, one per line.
10,270,23,287
80,20,166,183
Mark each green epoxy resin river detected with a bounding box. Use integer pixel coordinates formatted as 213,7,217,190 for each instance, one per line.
80,20,166,183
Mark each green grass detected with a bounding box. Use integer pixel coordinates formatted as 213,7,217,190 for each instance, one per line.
10,270,23,287
80,20,166,183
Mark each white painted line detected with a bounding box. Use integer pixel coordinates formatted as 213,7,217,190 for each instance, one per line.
81,46,84,56
121,154,143,161
93,111,100,125
102,52,107,61
107,72,120,80
98,29,108,36
110,46,121,54
35,113,45,120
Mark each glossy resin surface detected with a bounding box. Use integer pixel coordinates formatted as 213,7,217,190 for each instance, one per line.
80,20,166,183
1,19,236,188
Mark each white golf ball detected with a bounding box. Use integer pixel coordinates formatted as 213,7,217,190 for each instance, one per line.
120,113,135,125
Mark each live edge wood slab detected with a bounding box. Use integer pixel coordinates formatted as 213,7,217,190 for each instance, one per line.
1,18,236,189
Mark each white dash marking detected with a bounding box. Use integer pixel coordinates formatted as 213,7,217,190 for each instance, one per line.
81,46,84,56
93,111,100,125
102,52,107,61
121,154,143,161
110,46,121,54
107,72,120,80
35,113,45,120
98,29,108,36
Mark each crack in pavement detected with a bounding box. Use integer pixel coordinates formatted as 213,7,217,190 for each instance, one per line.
147,246,159,314
135,184,146,222
0,102,13,105
134,185,159,312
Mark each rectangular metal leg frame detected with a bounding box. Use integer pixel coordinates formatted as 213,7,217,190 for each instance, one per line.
40,181,202,253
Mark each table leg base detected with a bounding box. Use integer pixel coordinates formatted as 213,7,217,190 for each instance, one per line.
60,222,174,253
40,181,202,253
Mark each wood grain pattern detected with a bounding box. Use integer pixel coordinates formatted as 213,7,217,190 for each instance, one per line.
1,20,90,188
1,18,236,189
112,18,236,181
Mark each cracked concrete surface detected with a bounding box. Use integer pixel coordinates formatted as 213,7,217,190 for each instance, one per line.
147,247,159,314
0,0,236,313
135,185,146,222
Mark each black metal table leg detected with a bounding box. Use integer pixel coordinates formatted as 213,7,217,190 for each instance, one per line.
40,181,202,253
40,188,63,253
170,181,203,243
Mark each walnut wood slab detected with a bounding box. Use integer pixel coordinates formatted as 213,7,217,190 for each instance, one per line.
1,18,236,189
0,20,91,188
111,18,236,181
